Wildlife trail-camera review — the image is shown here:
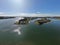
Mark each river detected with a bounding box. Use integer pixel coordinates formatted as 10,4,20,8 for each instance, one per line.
0,17,60,45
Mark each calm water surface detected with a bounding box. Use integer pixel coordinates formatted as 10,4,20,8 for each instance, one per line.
0,17,60,45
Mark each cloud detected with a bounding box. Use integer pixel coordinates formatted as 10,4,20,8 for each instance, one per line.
0,12,5,14
0,12,60,17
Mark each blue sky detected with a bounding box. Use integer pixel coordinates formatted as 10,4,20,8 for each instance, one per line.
0,0,60,14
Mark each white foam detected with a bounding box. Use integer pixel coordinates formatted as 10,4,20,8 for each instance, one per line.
13,27,21,35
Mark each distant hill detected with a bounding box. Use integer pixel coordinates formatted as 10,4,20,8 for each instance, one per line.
0,16,15,19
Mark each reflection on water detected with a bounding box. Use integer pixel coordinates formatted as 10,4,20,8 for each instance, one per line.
13,27,21,35
0,18,60,45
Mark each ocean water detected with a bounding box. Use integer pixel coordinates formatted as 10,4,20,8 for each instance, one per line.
0,17,60,45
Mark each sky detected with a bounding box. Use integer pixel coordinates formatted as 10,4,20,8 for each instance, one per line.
0,0,60,15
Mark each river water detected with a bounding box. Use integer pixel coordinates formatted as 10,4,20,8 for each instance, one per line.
0,17,60,45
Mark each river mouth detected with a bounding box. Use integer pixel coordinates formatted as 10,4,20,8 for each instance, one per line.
0,18,60,45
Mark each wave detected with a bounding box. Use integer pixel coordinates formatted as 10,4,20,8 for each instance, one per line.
13,27,21,35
